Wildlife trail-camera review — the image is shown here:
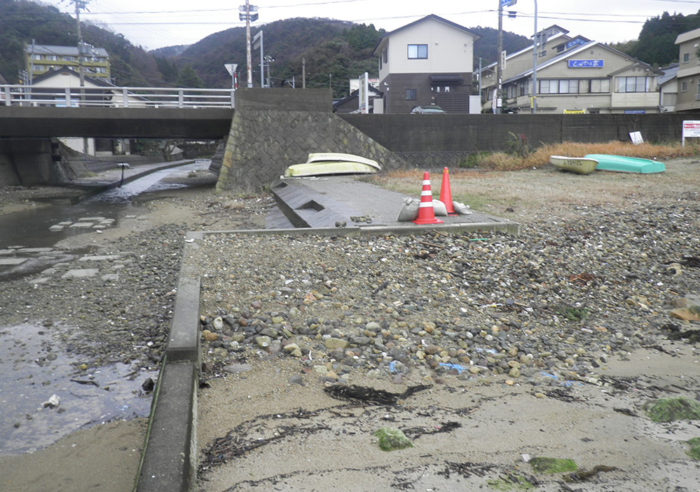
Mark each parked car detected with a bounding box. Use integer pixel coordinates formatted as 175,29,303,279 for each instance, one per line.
410,105,445,114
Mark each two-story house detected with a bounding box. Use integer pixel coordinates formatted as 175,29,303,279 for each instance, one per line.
481,25,662,114
25,43,111,83
373,14,479,114
675,27,700,112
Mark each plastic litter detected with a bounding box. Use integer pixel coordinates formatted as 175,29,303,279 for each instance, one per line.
439,362,465,374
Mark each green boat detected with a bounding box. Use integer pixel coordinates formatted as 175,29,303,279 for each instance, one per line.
584,154,666,174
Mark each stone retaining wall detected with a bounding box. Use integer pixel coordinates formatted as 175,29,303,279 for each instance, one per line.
216,90,407,192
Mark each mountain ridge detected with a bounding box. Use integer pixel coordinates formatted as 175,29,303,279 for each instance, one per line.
2,1,695,96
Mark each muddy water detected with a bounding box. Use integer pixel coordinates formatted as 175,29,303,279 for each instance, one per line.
0,322,156,455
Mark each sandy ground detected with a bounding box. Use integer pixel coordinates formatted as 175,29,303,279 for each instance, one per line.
0,420,146,492
198,344,699,491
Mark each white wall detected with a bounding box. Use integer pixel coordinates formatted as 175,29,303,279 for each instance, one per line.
384,18,475,76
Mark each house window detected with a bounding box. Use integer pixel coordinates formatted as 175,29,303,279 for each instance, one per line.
683,53,690,64
407,44,428,59
681,81,688,92
383,49,388,63
405,88,417,100
616,76,651,93
538,78,608,94
590,79,610,93
518,82,527,97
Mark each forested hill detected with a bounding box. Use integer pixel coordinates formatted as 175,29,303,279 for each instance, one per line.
625,10,700,67
0,0,163,85
2,0,697,95
161,20,531,96
0,0,530,96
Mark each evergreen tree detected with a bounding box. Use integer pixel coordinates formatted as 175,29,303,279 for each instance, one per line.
176,65,204,88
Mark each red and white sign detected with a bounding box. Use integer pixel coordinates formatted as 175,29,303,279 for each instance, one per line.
682,120,700,146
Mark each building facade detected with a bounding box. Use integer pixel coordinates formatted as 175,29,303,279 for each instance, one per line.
481,26,662,114
24,43,110,83
658,64,678,113
373,14,478,114
675,28,700,112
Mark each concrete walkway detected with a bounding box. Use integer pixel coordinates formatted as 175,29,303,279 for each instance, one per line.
271,175,518,233
69,159,196,190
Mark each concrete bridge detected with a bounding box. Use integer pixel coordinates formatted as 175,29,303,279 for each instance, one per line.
0,106,233,139
1,85,235,139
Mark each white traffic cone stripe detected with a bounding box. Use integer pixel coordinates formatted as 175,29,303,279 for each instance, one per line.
421,190,432,196
419,202,433,208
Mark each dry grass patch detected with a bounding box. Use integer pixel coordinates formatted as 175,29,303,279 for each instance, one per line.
476,141,700,171
370,153,700,224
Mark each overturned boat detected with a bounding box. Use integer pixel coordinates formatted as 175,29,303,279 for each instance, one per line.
549,155,598,175
284,153,381,177
584,154,666,174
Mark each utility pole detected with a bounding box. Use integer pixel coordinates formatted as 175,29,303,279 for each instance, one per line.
252,30,264,87
531,0,538,114
72,0,89,153
302,58,306,89
478,57,482,97
496,0,503,114
239,0,258,88
29,39,35,86
73,0,88,91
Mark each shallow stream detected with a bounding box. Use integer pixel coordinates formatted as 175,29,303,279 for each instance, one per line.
0,160,207,455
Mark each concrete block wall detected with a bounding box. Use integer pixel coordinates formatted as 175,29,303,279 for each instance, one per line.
340,112,700,168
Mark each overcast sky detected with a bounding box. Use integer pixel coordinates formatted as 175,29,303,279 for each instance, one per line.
41,0,700,51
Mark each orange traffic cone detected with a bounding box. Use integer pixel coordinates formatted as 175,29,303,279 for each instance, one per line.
439,167,457,215
414,171,444,225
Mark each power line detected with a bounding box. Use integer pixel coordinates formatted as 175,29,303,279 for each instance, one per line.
78,0,367,15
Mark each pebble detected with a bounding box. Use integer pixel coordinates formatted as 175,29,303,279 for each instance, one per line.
193,202,698,384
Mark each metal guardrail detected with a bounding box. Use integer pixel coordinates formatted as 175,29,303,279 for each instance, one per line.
0,85,235,109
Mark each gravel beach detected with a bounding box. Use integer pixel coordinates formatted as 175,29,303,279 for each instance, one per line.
195,159,700,491
0,159,699,491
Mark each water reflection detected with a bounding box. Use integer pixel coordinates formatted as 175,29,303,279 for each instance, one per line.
0,322,156,455
0,160,208,249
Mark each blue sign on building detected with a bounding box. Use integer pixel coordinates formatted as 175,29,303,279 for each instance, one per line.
568,59,604,68
501,0,517,6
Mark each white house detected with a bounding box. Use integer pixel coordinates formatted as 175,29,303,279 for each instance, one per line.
31,66,145,108
30,67,138,155
373,14,479,113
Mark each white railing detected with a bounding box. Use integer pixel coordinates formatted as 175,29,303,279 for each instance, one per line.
0,85,235,109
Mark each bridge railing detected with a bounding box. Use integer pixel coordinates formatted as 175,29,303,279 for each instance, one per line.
0,85,235,109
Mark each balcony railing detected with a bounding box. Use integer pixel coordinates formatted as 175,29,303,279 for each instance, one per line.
0,85,235,108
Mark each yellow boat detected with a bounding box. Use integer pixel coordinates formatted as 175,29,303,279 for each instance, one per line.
549,155,598,175
284,153,381,177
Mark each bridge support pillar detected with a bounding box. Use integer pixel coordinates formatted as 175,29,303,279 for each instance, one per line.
0,138,65,186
